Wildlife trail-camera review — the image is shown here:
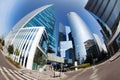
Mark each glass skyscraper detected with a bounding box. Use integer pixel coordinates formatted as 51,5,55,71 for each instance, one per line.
85,0,120,55
58,23,75,65
5,4,56,70
67,12,93,64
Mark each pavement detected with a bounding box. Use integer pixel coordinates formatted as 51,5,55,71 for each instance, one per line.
64,51,120,80
0,50,15,70
20,69,66,80
109,51,120,62
2,48,120,80
0,50,66,80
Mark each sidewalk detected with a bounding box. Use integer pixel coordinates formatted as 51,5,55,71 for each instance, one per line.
20,69,66,80
109,51,120,62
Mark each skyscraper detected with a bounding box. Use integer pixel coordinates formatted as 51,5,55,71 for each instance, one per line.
5,4,56,70
93,33,103,52
58,23,66,42
84,39,99,64
58,23,75,65
67,12,93,64
85,0,120,54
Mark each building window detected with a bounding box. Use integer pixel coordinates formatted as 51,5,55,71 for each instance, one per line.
39,32,48,53
116,34,120,49
32,47,46,70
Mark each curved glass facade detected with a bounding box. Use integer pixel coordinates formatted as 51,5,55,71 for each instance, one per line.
24,6,55,52
67,12,93,64
6,4,55,52
5,4,55,70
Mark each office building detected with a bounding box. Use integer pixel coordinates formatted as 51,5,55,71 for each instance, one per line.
67,12,93,64
58,23,75,65
85,0,120,54
84,39,99,64
93,33,103,52
5,4,56,70
58,23,66,42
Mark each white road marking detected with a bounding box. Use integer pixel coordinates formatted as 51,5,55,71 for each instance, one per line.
66,69,87,80
9,69,24,80
3,67,16,80
18,71,37,80
89,66,99,80
0,67,9,80
1,66,36,80
14,70,31,80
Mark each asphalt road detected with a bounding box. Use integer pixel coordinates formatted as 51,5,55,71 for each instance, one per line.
64,52,120,80
1,50,120,80
0,51,37,80
0,51,14,69
0,51,15,80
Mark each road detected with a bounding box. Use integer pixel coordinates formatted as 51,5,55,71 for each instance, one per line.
1,49,120,80
64,51,120,80
0,50,36,80
0,51,15,70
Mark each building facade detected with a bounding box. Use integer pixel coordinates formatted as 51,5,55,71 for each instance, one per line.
58,23,66,42
85,0,120,55
57,23,66,57
84,39,99,64
67,12,93,64
58,23,75,65
93,33,103,52
5,4,56,70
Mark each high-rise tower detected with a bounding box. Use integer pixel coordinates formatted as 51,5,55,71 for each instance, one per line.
67,12,93,64
85,0,120,54
5,4,56,70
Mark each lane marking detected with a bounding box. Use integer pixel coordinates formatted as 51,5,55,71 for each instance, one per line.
3,67,16,80
18,71,37,80
89,67,99,80
9,69,24,80
0,67,9,80
66,69,87,80
14,70,31,80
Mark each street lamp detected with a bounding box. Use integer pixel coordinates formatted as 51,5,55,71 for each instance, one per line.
78,53,80,64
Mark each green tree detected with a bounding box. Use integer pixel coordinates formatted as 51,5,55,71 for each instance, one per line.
0,39,2,43
0,44,3,50
8,45,14,54
14,48,19,61
0,38,5,50
14,48,19,56
2,40,5,46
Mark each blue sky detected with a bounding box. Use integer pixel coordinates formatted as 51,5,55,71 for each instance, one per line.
0,0,104,44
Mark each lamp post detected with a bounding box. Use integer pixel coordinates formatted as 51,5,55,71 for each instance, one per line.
74,53,80,71
78,53,80,64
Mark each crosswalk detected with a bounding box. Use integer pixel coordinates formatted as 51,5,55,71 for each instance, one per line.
0,66,37,80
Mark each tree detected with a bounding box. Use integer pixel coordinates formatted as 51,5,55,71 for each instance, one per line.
14,48,19,56
0,39,2,43
8,45,14,54
2,40,4,46
0,44,3,50
14,48,20,61
0,38,5,50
